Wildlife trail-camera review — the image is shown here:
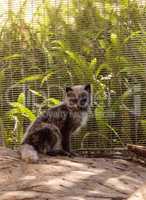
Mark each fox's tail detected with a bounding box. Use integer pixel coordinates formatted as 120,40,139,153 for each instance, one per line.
20,144,39,163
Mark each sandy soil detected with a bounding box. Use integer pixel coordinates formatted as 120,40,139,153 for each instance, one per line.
0,147,146,200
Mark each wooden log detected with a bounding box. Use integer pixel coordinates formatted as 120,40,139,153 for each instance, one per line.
127,144,146,158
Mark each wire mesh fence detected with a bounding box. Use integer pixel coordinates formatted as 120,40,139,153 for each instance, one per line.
0,0,146,156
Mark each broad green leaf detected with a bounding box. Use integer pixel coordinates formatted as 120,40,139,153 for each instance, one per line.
0,70,5,79
95,106,105,122
9,102,36,122
111,15,117,26
124,31,141,43
121,0,129,7
65,50,83,65
2,54,22,61
41,72,54,85
19,74,43,84
111,33,118,44
89,58,97,70
105,3,112,13
8,108,19,118
17,93,25,104
53,40,66,50
98,40,106,49
48,98,60,105
29,89,43,97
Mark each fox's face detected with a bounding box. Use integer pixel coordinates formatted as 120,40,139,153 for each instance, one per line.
64,84,92,110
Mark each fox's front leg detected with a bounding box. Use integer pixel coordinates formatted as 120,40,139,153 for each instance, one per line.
62,133,77,157
47,128,70,156
62,131,70,152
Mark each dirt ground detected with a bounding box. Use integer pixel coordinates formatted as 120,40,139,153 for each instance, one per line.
0,147,146,200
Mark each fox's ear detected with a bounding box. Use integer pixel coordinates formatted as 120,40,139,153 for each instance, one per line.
84,84,91,93
66,86,73,93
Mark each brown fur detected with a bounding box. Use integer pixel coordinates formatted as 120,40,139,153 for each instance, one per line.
20,84,91,162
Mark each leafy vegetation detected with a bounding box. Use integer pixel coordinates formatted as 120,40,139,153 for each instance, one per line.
0,0,146,149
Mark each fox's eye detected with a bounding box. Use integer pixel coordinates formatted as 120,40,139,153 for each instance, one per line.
80,97,87,105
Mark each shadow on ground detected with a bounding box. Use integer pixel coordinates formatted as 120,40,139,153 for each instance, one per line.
0,147,146,200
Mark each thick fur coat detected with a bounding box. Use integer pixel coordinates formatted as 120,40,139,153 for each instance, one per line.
20,84,91,162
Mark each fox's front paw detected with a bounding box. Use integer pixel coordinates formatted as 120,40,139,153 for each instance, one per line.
47,149,70,156
67,151,79,157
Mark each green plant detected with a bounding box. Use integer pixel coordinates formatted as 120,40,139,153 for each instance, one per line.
0,0,146,148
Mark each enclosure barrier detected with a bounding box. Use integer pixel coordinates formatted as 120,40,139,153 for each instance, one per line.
0,0,146,158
